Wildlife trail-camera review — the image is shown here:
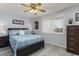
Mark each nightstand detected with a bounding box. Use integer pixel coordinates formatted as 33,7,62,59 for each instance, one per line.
0,36,9,48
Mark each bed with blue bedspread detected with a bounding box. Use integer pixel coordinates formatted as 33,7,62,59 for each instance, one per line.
8,28,44,56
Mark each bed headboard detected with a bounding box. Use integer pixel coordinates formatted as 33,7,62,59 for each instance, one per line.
8,28,28,31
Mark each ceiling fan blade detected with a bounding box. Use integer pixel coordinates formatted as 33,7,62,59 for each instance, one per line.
21,4,30,7
39,9,46,12
37,3,41,6
31,3,36,8
24,10,29,12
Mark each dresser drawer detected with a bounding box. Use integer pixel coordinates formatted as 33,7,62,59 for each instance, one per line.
0,39,8,45
67,30,78,33
67,26,79,30
67,37,79,41
68,47,79,54
67,26,79,33
68,37,76,40
67,33,79,38
67,38,79,45
0,36,9,48
67,42,79,47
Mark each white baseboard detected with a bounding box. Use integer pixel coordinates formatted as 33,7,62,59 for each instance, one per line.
45,41,66,49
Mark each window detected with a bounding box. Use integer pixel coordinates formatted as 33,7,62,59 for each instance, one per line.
42,16,65,34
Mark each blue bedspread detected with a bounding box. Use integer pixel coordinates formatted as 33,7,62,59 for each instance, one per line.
9,34,43,56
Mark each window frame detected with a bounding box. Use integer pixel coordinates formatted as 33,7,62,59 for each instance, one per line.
41,16,65,34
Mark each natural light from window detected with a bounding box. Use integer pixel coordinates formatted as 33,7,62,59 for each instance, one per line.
42,16,65,34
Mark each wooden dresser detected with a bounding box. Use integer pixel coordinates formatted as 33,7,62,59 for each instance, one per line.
0,36,9,48
67,25,79,54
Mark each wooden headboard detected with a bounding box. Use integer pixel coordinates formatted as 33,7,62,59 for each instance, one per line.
8,28,28,31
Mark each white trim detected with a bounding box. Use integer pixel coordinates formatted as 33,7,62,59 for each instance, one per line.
45,41,66,49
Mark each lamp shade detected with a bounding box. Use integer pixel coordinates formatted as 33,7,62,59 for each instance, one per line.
0,24,7,36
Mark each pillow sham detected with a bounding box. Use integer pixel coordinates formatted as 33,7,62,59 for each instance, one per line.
9,30,19,35
24,30,32,34
19,30,25,35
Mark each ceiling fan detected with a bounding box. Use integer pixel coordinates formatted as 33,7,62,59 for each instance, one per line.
21,3,46,15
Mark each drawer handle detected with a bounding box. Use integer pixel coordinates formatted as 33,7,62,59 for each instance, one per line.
70,38,74,40
70,43,74,45
0,39,3,40
70,48,74,50
69,33,75,34
70,27,74,29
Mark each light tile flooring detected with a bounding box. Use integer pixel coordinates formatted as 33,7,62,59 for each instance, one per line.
0,43,78,56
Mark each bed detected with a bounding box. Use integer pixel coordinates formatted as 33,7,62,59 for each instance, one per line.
8,28,44,56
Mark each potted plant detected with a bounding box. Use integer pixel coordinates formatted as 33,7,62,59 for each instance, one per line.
68,18,73,24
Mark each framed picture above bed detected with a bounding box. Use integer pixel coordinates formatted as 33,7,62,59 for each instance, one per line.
75,13,79,21
12,19,24,25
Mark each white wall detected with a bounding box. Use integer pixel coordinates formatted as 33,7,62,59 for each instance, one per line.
32,6,79,48
0,12,32,36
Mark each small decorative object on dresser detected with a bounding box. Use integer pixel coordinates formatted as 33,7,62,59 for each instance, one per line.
67,25,79,55
68,18,73,24
0,36,9,48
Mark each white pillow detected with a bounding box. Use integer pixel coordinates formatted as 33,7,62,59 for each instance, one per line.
9,30,19,35
19,30,25,35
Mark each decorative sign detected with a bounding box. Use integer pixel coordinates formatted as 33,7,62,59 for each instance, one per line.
76,13,79,21
12,19,24,25
35,21,39,29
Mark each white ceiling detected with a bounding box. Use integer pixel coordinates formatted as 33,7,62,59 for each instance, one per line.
0,3,79,18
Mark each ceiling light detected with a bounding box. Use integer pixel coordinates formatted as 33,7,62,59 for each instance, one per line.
21,3,46,15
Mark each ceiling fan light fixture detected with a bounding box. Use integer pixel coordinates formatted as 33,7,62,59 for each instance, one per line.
30,9,38,14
